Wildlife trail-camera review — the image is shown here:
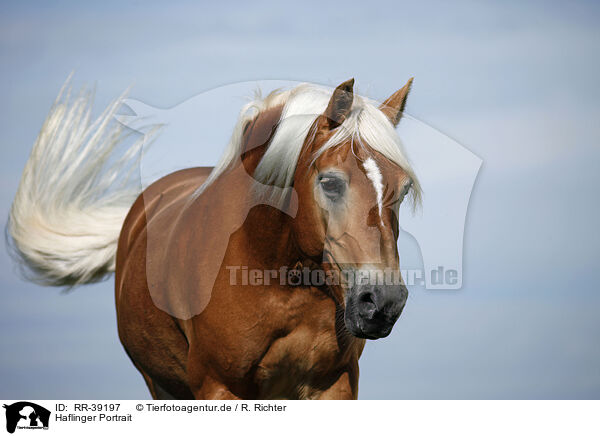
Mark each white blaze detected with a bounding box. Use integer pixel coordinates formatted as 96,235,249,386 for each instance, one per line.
363,157,384,222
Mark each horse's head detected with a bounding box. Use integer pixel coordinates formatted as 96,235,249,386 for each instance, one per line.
292,78,419,339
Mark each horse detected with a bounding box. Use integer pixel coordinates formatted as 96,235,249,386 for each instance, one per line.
8,77,421,399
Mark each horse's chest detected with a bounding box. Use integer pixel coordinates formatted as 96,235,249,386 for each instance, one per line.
197,285,352,398
254,322,346,399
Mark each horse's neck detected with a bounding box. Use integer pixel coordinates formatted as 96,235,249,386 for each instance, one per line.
214,103,303,269
239,202,301,268
187,162,300,270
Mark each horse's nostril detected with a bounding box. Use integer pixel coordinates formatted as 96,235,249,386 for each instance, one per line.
357,291,377,319
358,291,375,306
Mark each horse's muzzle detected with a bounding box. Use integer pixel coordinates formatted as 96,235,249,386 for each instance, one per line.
344,283,408,339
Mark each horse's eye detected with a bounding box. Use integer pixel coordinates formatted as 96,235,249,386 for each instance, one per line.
319,176,345,200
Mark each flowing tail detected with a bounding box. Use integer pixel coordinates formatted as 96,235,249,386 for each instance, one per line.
7,78,157,287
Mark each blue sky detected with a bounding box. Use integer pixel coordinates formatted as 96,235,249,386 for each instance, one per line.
1,0,599,399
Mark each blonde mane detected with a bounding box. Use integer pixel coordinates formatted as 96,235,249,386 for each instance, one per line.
195,83,421,207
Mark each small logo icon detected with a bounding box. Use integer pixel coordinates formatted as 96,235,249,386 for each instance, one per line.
2,402,50,434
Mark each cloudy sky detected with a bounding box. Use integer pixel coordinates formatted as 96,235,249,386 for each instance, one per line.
1,0,599,399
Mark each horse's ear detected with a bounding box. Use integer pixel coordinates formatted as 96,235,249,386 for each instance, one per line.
380,78,413,127
322,78,355,130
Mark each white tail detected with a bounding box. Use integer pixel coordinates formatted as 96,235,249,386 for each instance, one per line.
7,77,157,287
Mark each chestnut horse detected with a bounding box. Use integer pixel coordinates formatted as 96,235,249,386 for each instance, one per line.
8,78,420,399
